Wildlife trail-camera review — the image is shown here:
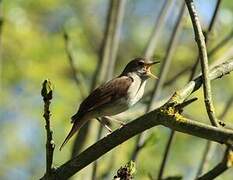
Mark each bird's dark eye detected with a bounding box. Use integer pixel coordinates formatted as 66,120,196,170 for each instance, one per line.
138,61,144,66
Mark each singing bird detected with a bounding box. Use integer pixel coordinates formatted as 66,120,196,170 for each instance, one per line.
60,57,159,150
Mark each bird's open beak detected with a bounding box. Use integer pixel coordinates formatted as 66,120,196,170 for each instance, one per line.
145,61,160,79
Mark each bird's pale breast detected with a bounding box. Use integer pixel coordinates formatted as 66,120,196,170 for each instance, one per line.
95,73,146,117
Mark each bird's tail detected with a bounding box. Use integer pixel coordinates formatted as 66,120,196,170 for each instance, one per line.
59,116,86,151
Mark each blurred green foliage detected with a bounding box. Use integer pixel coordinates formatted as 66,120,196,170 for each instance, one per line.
0,0,233,179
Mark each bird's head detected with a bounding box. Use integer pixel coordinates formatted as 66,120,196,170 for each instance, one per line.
121,57,160,79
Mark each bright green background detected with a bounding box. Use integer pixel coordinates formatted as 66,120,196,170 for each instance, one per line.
1,0,233,179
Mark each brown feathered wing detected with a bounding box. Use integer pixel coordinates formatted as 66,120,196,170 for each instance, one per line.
59,76,133,150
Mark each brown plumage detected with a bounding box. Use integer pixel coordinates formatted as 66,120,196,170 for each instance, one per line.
59,76,133,150
59,58,159,150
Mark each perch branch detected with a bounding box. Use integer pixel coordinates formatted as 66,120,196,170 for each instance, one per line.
40,59,233,180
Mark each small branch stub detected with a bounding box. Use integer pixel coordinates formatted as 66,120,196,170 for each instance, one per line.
41,79,55,178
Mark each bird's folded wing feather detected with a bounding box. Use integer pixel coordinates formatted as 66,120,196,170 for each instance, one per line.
71,76,133,123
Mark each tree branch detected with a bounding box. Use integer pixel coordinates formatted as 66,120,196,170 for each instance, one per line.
185,0,219,126
51,108,233,179
197,147,233,180
40,59,233,180
163,27,233,86
195,95,233,178
208,28,233,58
158,2,223,179
187,0,221,81
41,80,55,178
63,30,87,98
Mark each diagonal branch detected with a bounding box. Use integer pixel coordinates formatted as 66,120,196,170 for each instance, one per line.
63,30,87,98
144,0,174,59
197,147,233,180
163,27,233,86
40,59,233,180
52,109,233,180
195,95,233,178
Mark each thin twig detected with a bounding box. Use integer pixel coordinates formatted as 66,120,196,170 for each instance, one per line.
157,130,175,180
144,0,174,59
106,0,126,79
208,28,233,58
40,59,233,180
63,30,87,98
163,28,233,86
164,66,192,87
195,95,233,177
0,0,3,89
197,147,233,180
41,80,55,178
131,1,186,161
185,0,219,126
195,141,213,178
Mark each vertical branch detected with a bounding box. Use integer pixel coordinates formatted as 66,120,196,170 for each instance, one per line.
96,0,126,84
147,3,186,110
41,80,55,177
71,0,125,157
0,0,3,90
144,0,174,59
185,0,219,127
188,0,222,80
0,1,2,46
92,1,126,179
157,1,223,179
106,0,126,79
157,130,175,180
131,2,185,161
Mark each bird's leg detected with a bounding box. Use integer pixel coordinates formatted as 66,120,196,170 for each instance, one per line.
104,116,125,126
96,118,113,133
